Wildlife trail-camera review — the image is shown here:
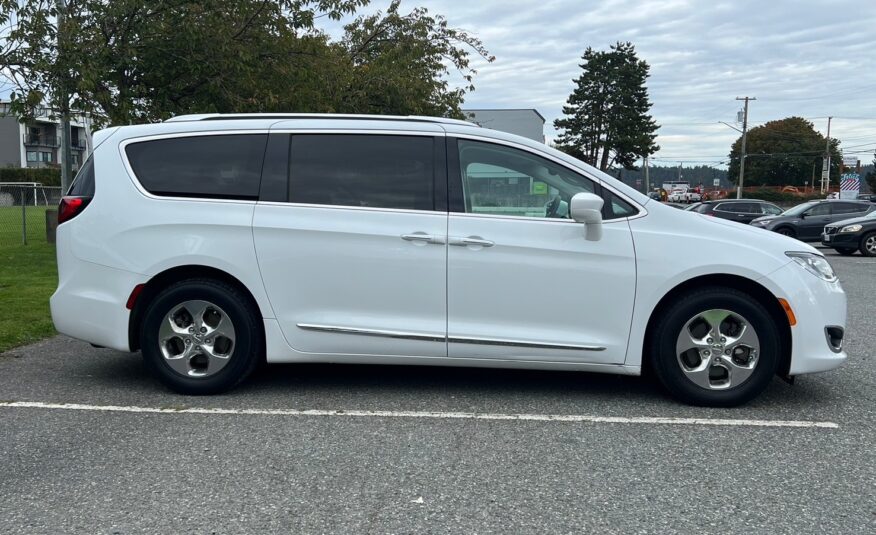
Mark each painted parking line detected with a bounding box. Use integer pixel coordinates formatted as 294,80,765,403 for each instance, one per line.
0,401,838,429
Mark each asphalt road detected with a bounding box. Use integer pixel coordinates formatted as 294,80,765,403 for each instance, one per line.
1,248,874,534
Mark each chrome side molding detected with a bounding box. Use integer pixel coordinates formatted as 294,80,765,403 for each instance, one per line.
296,323,606,351
296,323,446,343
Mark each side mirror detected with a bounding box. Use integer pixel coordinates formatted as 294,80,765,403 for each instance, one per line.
570,192,604,241
800,212,807,219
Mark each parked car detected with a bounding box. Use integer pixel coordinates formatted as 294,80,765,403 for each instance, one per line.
856,194,875,202
750,200,876,241
51,113,847,407
822,210,876,256
667,189,701,203
687,199,783,224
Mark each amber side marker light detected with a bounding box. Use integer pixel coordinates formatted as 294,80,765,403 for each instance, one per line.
778,298,797,326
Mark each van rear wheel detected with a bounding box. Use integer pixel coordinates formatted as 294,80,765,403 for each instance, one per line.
649,287,780,407
141,278,262,395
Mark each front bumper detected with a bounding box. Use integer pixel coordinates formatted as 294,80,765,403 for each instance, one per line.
821,231,860,248
758,261,847,375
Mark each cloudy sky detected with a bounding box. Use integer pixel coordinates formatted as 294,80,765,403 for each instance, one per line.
330,0,876,168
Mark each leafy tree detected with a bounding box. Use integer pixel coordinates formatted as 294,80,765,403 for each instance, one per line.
554,42,659,171
1,0,492,127
335,0,493,118
727,117,841,188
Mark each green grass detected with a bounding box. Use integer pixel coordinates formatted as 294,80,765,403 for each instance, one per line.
0,206,58,352
0,205,53,246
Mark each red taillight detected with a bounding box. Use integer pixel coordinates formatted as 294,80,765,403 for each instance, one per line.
126,284,145,310
58,196,91,224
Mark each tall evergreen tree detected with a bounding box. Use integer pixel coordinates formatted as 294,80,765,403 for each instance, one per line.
554,42,659,171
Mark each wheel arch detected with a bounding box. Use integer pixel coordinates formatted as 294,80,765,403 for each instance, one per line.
641,273,793,377
128,265,265,352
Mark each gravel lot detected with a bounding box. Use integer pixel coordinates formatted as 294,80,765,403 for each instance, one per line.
1,248,874,534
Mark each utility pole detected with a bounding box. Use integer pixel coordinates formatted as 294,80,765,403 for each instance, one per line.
677,162,682,181
821,117,832,194
643,155,650,193
55,0,73,193
735,96,755,199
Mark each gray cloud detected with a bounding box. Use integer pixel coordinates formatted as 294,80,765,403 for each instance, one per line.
333,0,876,166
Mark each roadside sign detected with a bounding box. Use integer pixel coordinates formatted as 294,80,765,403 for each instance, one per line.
840,173,860,199
713,179,720,187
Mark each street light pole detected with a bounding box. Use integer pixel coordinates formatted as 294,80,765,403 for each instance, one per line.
736,96,755,199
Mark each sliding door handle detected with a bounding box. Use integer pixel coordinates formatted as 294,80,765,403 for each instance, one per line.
449,236,494,248
401,233,445,245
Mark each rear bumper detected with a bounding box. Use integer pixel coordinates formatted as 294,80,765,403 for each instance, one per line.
759,261,847,375
50,227,145,352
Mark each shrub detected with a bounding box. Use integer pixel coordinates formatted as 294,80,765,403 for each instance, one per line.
0,167,62,186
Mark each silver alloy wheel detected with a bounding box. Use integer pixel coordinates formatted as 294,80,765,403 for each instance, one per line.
675,309,760,390
158,300,236,378
865,235,876,254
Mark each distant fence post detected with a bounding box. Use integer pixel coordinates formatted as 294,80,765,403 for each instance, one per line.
21,192,27,245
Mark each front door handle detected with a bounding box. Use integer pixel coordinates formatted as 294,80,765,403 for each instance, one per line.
401,233,445,245
449,236,495,248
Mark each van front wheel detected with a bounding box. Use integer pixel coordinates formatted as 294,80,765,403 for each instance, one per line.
649,287,780,407
140,278,262,395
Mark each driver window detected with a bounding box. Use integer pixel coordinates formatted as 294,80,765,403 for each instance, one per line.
458,140,596,219
807,203,831,216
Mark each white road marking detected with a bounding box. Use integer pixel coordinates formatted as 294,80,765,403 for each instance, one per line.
0,401,838,429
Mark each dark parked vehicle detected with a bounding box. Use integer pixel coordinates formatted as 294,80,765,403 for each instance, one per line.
750,200,876,241
687,199,783,224
856,194,875,202
822,210,876,256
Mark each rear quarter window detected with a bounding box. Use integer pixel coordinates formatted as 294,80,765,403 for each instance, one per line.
68,157,95,196
125,134,268,200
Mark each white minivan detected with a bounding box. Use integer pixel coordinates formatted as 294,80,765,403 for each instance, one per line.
51,114,847,406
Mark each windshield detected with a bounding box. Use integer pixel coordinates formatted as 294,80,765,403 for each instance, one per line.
782,201,818,217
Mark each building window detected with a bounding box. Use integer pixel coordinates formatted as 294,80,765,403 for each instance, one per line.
40,152,52,162
27,151,39,162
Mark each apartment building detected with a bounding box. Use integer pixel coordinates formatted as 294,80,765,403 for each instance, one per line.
0,101,92,171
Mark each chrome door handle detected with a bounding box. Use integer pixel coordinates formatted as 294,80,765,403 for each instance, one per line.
449,236,495,248
401,233,445,245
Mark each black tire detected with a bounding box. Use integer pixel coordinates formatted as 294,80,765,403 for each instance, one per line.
860,231,876,257
835,248,856,256
774,226,796,238
141,278,262,395
649,287,780,407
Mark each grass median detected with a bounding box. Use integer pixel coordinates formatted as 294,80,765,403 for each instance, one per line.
0,206,57,353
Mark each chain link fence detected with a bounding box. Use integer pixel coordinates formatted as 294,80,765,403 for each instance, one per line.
0,184,63,246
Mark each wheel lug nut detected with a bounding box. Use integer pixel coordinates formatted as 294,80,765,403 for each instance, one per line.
703,350,711,357
724,349,730,355
707,338,713,343
206,338,212,344
188,327,194,333
185,339,191,345
200,327,207,333
720,337,726,343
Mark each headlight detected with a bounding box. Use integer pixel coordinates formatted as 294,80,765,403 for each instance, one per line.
786,252,837,282
840,224,862,233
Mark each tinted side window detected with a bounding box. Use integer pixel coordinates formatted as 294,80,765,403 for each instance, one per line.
834,202,867,215
807,203,831,216
715,202,743,213
125,134,267,199
762,203,783,215
68,156,95,196
289,135,434,211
